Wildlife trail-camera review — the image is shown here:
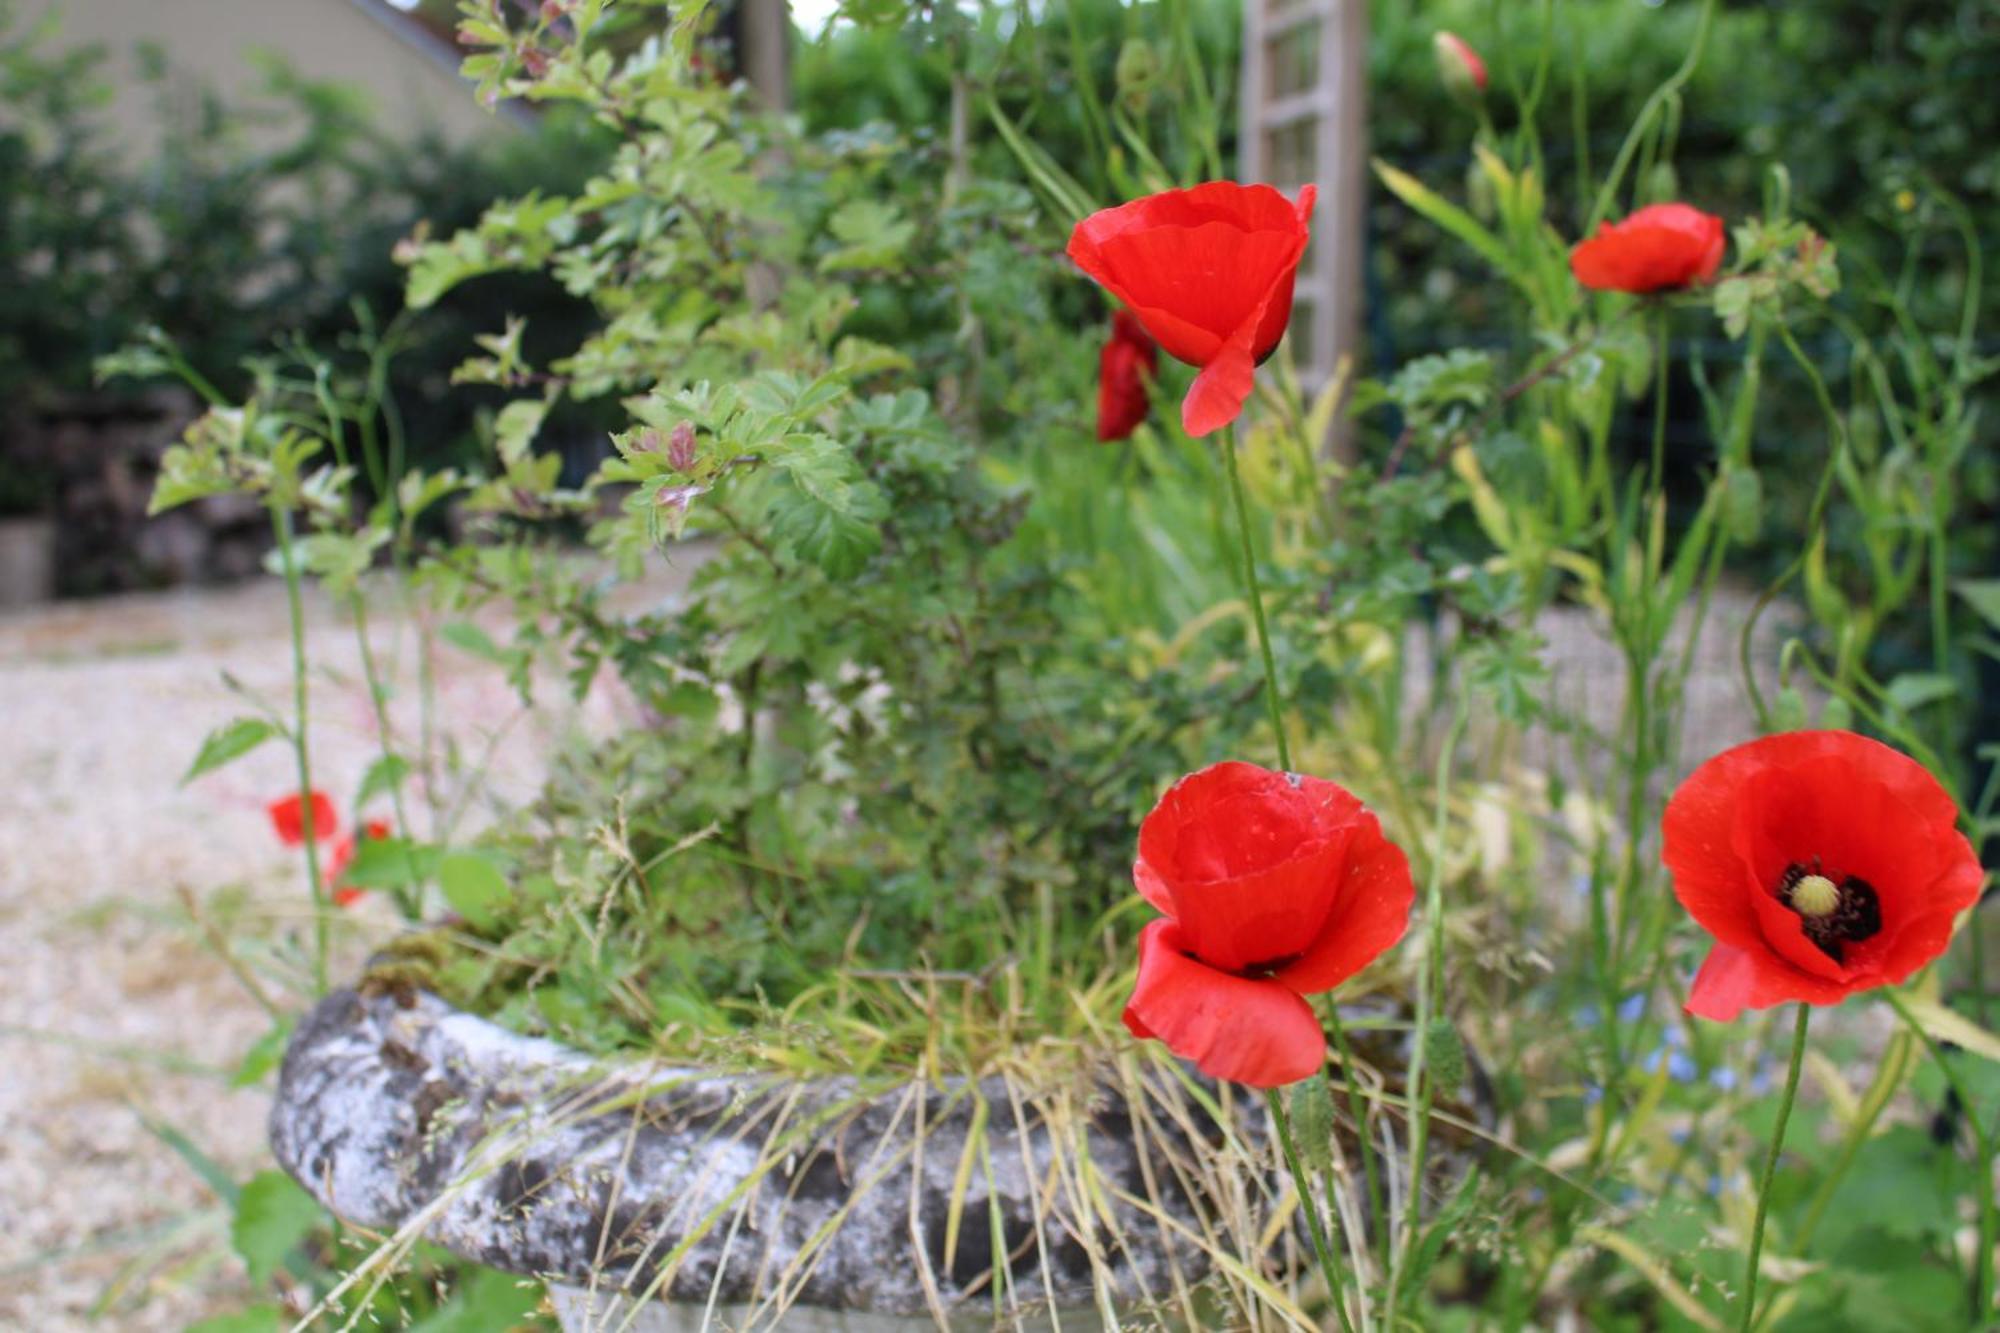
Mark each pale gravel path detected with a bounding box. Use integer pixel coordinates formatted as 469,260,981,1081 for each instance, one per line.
0,567,693,1330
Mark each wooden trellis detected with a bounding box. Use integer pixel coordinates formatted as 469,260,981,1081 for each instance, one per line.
1239,0,1368,405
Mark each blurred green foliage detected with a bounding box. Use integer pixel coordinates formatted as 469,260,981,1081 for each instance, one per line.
0,2,614,513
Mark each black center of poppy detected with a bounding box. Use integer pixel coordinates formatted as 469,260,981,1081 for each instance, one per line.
1237,951,1303,978
1776,859,1881,964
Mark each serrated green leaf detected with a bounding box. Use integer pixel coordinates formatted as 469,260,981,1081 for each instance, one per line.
182,718,281,786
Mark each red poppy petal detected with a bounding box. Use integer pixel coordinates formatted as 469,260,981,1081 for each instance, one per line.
1139,763,1356,968
1133,857,1176,915
1685,942,1849,1021
1182,343,1257,437
1123,920,1326,1087
1098,223,1302,353
333,886,366,909
1273,810,1415,994
325,833,357,886
268,792,339,846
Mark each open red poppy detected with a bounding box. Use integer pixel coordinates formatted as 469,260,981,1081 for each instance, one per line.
268,791,338,846
1068,183,1316,439
1663,730,1983,1022
1570,203,1726,294
1122,761,1414,1086
1097,309,1158,442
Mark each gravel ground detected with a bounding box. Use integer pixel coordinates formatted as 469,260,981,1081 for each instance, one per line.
0,570,687,1331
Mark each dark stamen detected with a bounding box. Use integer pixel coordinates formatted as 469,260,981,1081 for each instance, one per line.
1776,859,1882,964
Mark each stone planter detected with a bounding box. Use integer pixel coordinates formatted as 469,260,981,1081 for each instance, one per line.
271,982,1486,1329
270,986,1242,1330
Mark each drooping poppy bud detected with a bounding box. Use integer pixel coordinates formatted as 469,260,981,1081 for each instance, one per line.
1662,730,1982,1022
1570,203,1727,294
268,792,338,846
1068,183,1316,438
1433,31,1488,99
1097,309,1158,442
1122,762,1414,1087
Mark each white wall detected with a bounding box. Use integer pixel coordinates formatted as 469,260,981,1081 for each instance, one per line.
23,0,513,162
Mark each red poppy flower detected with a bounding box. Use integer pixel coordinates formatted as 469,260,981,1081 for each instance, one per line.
1068,182,1317,439
1663,730,1983,1022
1570,203,1727,294
1433,31,1487,96
1122,762,1415,1087
268,791,338,846
363,818,393,842
1097,309,1158,442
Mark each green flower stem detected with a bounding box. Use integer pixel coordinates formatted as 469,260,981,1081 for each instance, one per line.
1267,1088,1357,1333
1886,988,1997,1322
1222,425,1291,772
271,500,329,994
1324,1001,1387,1268
1385,705,1467,1329
349,593,423,919
1740,1003,1809,1332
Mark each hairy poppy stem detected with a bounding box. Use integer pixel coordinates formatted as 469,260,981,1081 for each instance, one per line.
271,500,330,994
1267,1088,1357,1333
1739,1003,1809,1331
1222,427,1291,772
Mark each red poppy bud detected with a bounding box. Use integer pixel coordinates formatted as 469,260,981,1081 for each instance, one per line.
1663,730,1982,1022
1570,203,1727,294
1096,309,1158,442
1122,762,1414,1087
1433,31,1487,98
332,886,366,909
268,792,338,846
363,819,392,841
1068,182,1316,439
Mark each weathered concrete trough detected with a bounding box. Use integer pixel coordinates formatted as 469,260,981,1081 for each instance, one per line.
269,985,1252,1329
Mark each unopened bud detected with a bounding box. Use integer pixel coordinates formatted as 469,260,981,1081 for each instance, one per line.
668,421,698,473
541,0,568,22
1433,31,1487,100
1424,1018,1466,1097
519,45,551,77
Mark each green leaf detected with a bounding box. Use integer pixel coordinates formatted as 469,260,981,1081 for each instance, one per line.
231,1170,321,1285
231,1021,294,1089
1885,672,1958,714
438,852,511,931
338,837,439,891
765,436,886,579
356,754,412,809
1955,580,2000,633
407,1267,545,1333
441,621,508,663
1288,1076,1335,1174
182,718,281,786
1374,160,1519,281
1900,995,2000,1064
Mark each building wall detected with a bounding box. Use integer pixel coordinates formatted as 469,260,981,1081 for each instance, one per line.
25,0,510,161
